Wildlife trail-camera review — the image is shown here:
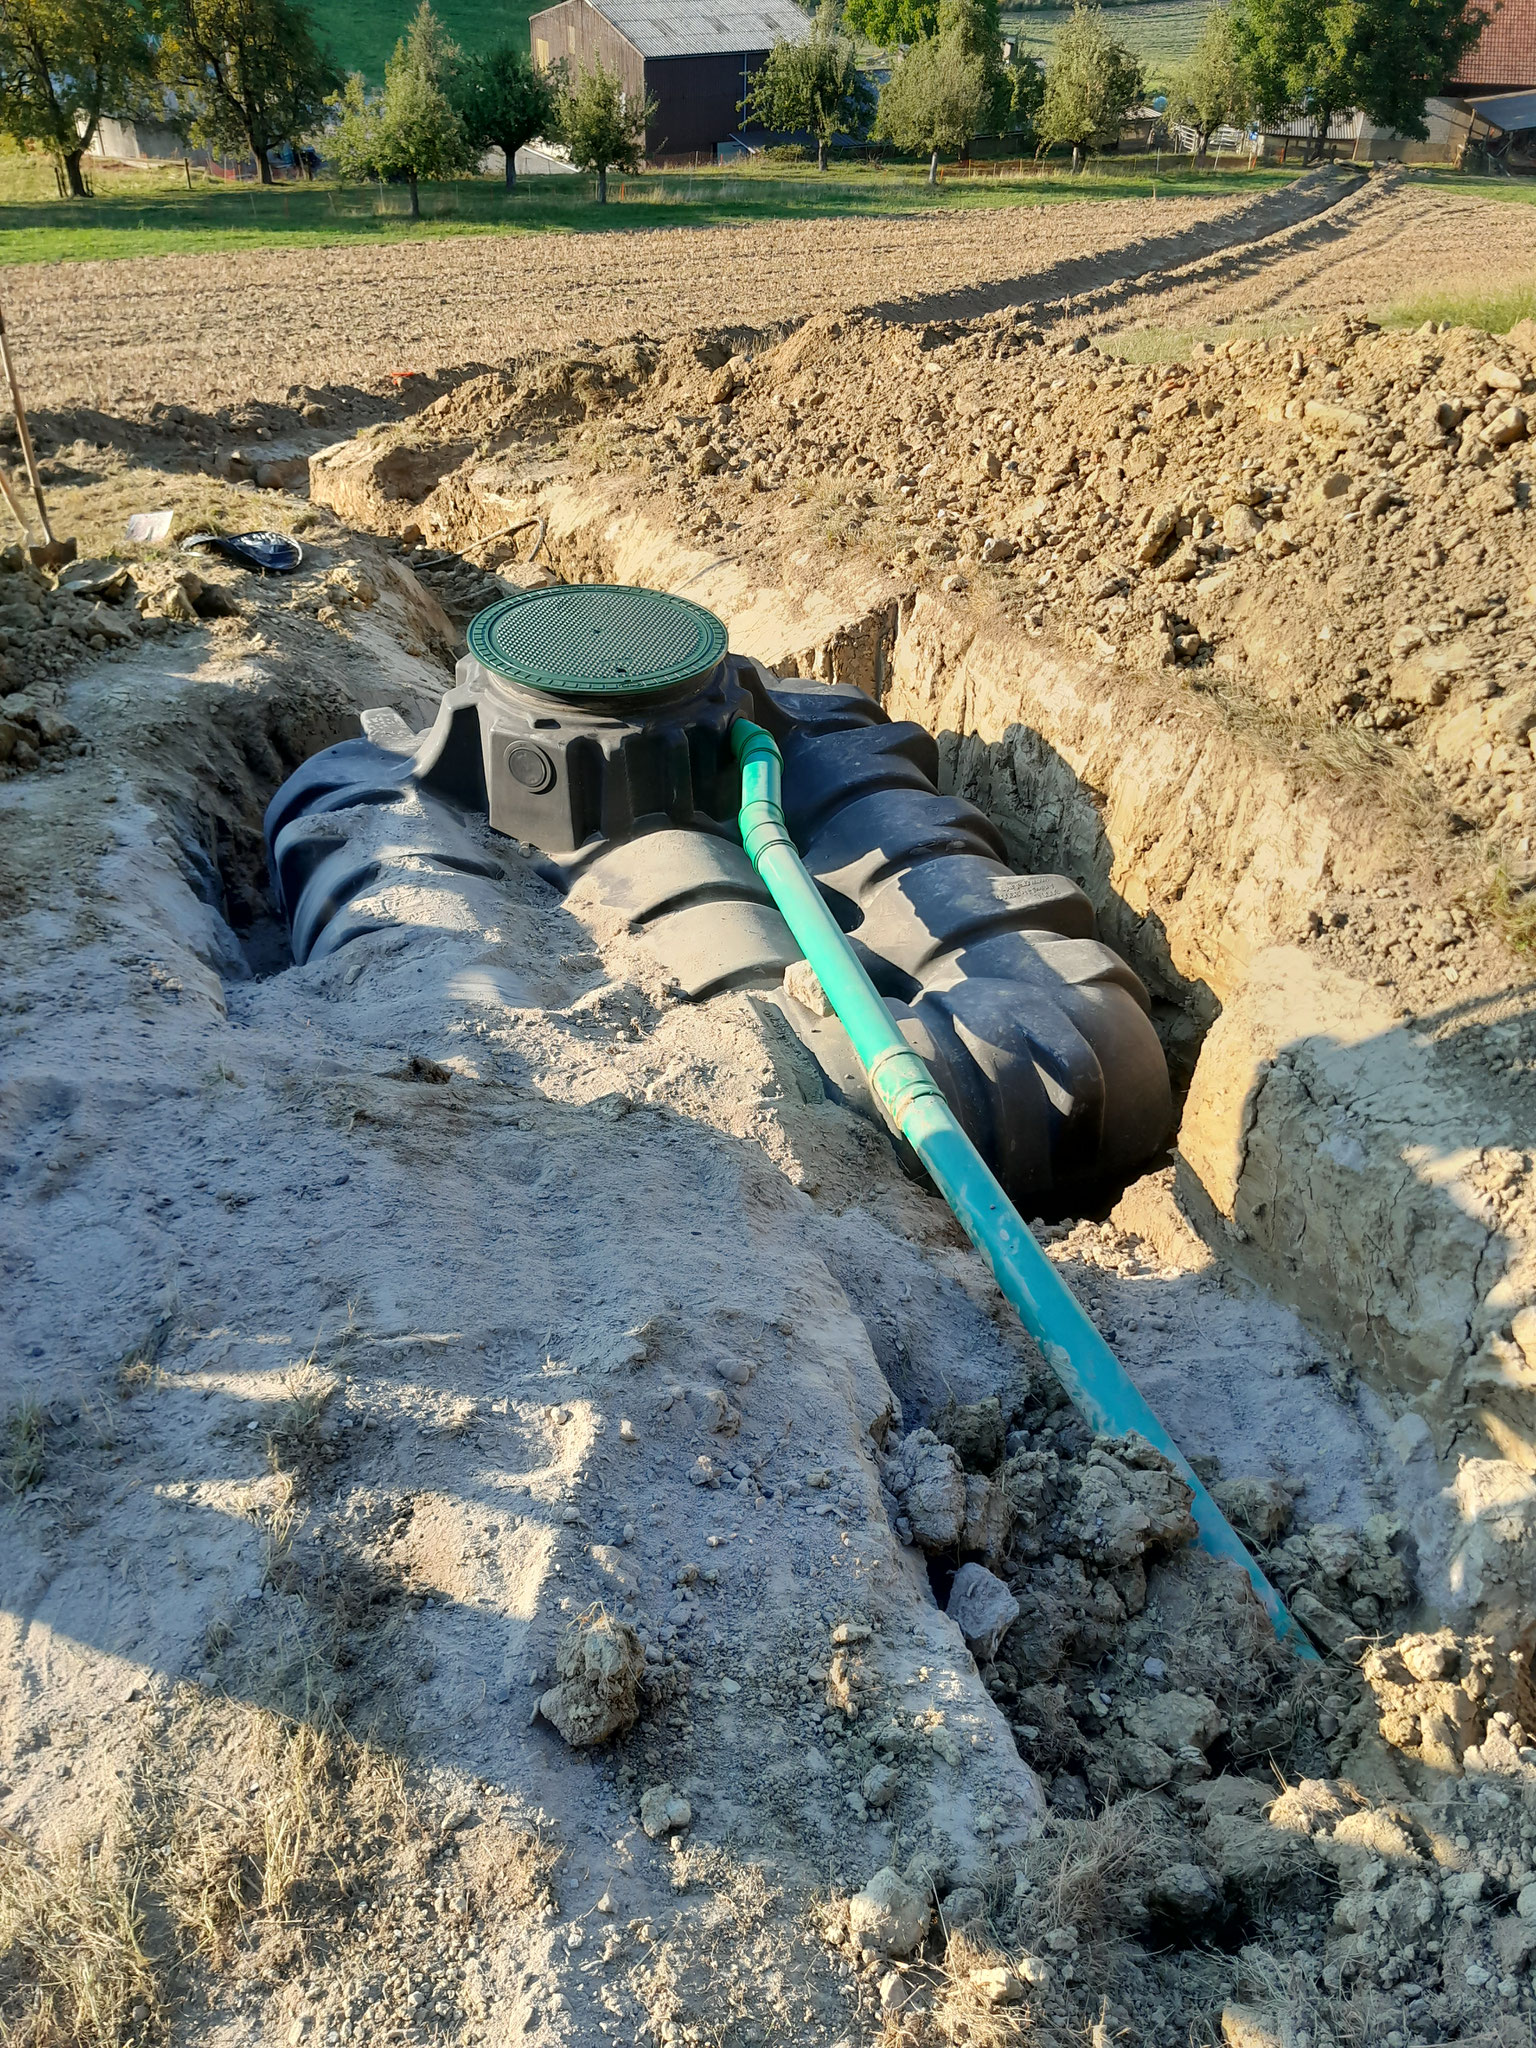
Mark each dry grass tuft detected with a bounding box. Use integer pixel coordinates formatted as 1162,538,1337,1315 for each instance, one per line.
3,1680,417,2042
257,1721,338,1916
1227,1948,1403,2048
114,1355,165,1396
452,1811,562,1922
80,1394,122,1453
2,1400,46,1497
261,1468,302,1590
1489,864,1536,955
136,1687,410,1967
1038,1795,1170,1937
919,1929,1030,2048
146,1709,339,1956
114,1308,176,1397
267,1355,337,1453
0,1828,157,2048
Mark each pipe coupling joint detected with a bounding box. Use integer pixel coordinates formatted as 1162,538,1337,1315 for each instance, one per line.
739,806,789,869
866,1042,945,1121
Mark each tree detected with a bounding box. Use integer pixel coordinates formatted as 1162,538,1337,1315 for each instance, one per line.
874,0,1021,176
327,2,475,217
842,0,939,47
0,0,153,197
556,58,652,203
874,35,986,179
1229,0,1347,156
741,30,874,170
1344,0,1486,139
873,0,1013,181
451,42,557,189
1347,0,1488,140
156,0,339,185
1010,52,1045,137
1037,3,1144,170
1166,3,1252,157
1231,0,1485,160
935,0,1014,129
326,70,378,172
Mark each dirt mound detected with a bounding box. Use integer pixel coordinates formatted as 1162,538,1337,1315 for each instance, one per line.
626,307,1536,862
316,304,1536,952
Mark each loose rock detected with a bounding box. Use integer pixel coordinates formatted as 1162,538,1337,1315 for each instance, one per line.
946,1562,1020,1661
639,1784,693,1839
848,1867,929,1958
538,1611,644,1747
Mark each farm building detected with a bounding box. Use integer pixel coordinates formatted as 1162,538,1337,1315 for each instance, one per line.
1254,99,1471,164
87,115,208,165
527,0,811,160
1442,0,1536,162
1247,0,1536,167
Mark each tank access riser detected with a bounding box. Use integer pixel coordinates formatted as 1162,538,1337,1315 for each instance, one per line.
263,585,1173,1210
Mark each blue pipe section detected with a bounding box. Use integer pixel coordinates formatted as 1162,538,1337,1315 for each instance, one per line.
731,717,1317,1659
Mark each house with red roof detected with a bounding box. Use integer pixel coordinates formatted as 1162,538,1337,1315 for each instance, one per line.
1255,0,1536,164
1449,0,1536,94
1445,0,1536,163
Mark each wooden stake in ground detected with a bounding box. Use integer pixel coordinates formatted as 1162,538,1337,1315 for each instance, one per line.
0,295,71,565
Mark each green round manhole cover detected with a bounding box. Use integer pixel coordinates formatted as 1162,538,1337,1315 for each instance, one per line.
466,585,728,704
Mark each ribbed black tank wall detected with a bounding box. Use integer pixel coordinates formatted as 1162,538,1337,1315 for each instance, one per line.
263,662,1172,1206
744,670,1171,1200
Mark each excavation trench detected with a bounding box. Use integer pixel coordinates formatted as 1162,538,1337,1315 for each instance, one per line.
344,471,1536,1645
16,179,1536,2048
4,606,1456,2047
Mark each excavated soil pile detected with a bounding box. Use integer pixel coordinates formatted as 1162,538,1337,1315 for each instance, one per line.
340,308,1536,890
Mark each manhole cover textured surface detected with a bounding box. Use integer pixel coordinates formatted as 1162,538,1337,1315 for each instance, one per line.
467,585,728,702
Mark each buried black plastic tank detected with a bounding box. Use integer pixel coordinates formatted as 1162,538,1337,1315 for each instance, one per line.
263,583,1173,1204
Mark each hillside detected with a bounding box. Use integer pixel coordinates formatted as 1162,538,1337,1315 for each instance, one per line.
313,0,1211,85
308,0,538,80
1002,0,1212,85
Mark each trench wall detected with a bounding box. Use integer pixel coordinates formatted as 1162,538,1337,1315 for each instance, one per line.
313,456,1536,1632
884,597,1536,1637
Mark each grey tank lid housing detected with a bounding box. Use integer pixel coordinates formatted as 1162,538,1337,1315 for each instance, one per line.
420,584,743,852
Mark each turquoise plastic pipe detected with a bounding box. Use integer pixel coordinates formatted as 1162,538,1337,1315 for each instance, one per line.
731,717,1317,1659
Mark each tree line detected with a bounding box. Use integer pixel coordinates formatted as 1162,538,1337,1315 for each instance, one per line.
0,0,1492,206
745,0,1491,179
0,0,648,208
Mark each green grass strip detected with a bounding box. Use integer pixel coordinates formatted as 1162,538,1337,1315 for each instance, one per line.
0,160,1293,269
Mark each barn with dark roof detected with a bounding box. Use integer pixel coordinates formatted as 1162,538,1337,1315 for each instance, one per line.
528,0,812,161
